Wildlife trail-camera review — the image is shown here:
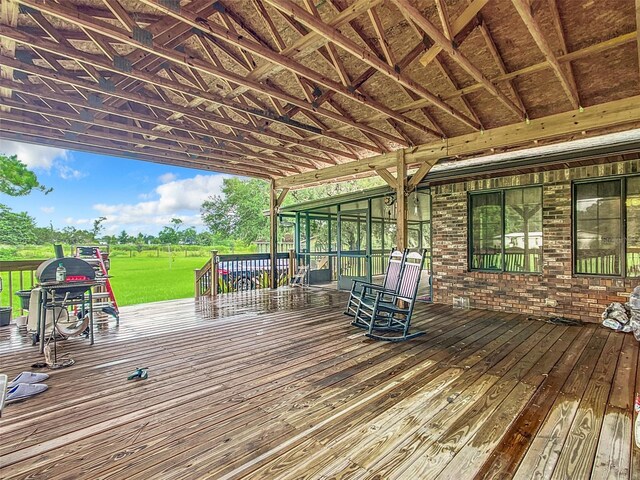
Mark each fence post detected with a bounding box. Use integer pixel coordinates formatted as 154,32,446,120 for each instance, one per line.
210,250,218,297
288,249,295,281
194,268,201,298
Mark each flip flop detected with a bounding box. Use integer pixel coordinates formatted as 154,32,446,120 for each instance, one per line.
5,383,48,404
8,372,49,388
127,367,149,380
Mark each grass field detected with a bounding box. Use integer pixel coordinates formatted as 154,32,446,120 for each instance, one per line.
1,255,212,308
109,256,210,306
0,243,260,308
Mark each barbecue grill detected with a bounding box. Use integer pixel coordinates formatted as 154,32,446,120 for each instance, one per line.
36,257,96,298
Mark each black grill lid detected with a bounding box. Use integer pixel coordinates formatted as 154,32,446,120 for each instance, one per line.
36,257,96,282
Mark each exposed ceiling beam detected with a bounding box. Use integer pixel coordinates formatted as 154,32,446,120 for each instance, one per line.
511,0,580,109
636,0,640,80
264,0,481,131
0,54,351,164
478,19,528,118
0,98,300,174
227,0,383,98
546,0,579,108
367,7,395,67
0,129,270,177
0,117,279,178
135,0,433,140
434,0,454,41
392,0,526,121
275,94,640,188
0,28,396,152
101,0,136,33
336,31,636,128
0,76,328,170
0,0,18,112
11,1,408,147
419,0,489,66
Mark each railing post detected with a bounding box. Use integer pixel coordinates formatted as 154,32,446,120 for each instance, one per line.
194,268,201,298
288,249,295,281
210,250,218,297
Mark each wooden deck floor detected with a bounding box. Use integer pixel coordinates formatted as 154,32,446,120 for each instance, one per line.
0,288,638,479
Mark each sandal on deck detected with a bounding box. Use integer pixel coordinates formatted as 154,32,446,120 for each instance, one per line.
5,383,48,404
8,372,49,388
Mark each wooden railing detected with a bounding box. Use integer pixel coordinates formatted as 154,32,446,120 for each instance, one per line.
195,250,296,298
0,259,46,313
471,250,542,272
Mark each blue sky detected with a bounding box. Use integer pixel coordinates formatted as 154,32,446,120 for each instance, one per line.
1,139,240,236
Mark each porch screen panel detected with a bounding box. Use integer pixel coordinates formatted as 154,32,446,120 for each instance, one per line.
470,192,502,270
575,181,621,275
627,177,640,277
505,187,542,273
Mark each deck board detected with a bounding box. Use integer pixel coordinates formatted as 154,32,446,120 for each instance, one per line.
0,287,636,479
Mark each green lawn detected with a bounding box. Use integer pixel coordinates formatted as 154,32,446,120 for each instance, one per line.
0,244,260,308
109,256,210,306
1,255,211,308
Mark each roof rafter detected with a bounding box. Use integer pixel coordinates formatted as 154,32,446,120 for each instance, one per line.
0,129,273,178
434,0,454,41
0,21,400,151
511,0,580,109
546,0,579,106
0,0,18,113
134,0,438,140
226,0,382,99
478,18,528,118
1,112,285,178
0,55,354,164
392,0,526,121
336,31,635,130
101,0,136,33
419,0,489,67
0,95,307,172
367,6,395,68
264,0,481,131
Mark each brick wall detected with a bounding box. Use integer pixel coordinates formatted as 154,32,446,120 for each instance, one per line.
431,157,640,323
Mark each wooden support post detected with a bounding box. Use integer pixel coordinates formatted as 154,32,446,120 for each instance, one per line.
636,0,640,80
210,250,218,297
270,181,278,290
288,249,296,282
396,149,408,250
194,268,201,298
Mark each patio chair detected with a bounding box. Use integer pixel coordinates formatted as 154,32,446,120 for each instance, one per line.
290,264,309,287
352,249,427,342
344,249,407,322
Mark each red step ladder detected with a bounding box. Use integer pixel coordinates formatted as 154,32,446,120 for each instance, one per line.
75,246,120,324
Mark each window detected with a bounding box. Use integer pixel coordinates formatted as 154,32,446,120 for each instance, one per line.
469,187,542,273
574,176,640,277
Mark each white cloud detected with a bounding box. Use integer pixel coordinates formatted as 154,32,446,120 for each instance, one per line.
1,139,87,181
91,174,229,234
1,139,68,170
58,164,86,180
65,217,91,226
158,172,177,183
41,206,55,214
